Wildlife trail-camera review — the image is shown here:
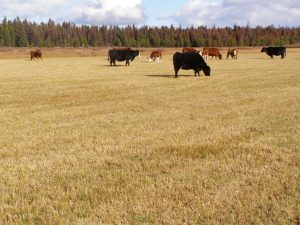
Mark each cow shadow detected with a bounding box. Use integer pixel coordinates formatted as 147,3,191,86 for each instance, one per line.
101,65,128,67
146,74,194,78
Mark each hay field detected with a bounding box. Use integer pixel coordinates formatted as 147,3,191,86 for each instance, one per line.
0,48,299,224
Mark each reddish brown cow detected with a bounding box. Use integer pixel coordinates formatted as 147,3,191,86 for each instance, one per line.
201,49,209,60
148,51,162,62
203,48,222,60
227,48,238,59
30,49,42,61
182,47,200,54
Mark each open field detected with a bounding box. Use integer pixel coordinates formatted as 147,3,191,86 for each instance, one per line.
0,48,299,224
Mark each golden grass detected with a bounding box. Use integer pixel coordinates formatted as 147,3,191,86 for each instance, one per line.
0,48,299,224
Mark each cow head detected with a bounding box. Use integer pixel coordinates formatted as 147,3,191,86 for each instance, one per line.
218,54,222,60
203,65,211,76
261,47,266,52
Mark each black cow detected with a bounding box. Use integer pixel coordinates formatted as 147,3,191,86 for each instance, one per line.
108,49,140,66
261,47,286,59
173,52,211,78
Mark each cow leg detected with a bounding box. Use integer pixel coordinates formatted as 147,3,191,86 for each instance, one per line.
174,68,179,78
113,60,116,66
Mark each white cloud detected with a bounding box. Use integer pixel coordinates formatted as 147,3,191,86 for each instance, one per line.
0,0,68,21
71,0,144,25
0,0,145,25
0,0,299,27
172,0,300,27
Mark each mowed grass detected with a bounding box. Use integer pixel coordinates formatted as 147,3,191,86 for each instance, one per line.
0,49,299,224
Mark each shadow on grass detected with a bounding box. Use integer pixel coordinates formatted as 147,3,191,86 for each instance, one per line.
100,64,130,67
146,74,195,78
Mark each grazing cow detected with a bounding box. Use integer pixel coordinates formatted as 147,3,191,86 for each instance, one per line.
30,49,42,61
261,47,286,59
201,49,209,60
108,49,140,66
203,47,222,60
182,47,200,54
227,48,238,59
173,52,211,78
148,51,162,62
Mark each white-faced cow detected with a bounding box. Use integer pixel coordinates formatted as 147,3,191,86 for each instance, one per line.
200,49,209,60
30,49,42,61
227,48,238,59
261,47,286,59
148,51,162,62
108,49,140,66
173,52,211,78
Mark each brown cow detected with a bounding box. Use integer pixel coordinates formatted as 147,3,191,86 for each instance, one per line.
203,47,222,60
201,49,209,60
30,49,42,61
148,51,162,62
227,48,238,59
182,47,200,54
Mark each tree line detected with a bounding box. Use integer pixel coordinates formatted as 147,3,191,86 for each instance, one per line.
1,17,300,48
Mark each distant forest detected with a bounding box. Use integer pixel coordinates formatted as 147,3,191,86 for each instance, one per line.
1,17,300,48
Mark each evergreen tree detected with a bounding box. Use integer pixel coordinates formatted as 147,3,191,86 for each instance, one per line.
0,17,299,48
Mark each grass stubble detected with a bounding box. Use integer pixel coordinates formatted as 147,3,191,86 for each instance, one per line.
0,48,299,224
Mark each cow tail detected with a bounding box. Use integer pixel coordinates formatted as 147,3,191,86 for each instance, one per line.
108,51,110,61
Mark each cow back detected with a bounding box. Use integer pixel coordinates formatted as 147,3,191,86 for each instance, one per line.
182,48,199,54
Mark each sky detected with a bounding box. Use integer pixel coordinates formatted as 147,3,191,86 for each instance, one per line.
0,0,299,27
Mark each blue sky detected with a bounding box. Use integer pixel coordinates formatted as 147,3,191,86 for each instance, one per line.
143,0,186,26
0,0,299,27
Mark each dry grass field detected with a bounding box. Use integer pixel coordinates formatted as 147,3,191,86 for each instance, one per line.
0,48,299,225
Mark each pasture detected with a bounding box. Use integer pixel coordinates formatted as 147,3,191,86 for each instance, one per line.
0,48,299,224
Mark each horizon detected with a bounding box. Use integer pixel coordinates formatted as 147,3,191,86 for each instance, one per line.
0,0,299,28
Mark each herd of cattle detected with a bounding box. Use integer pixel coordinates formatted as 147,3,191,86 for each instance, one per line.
30,46,287,78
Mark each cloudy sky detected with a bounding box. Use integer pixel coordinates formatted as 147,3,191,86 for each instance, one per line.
0,0,299,27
